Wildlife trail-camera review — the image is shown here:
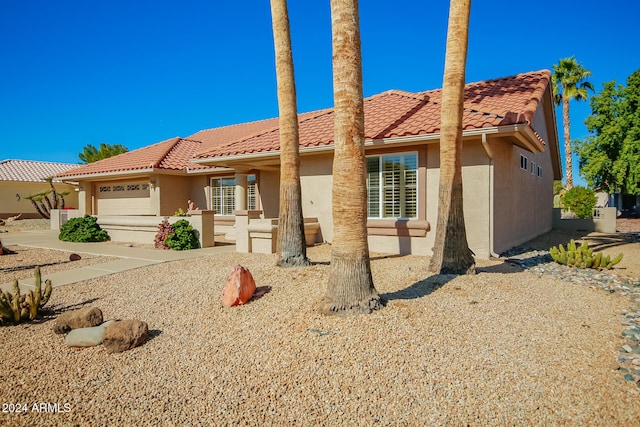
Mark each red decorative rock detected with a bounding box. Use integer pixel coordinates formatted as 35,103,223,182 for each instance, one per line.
222,265,256,307
69,253,82,261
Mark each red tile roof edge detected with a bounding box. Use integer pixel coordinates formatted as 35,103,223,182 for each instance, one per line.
192,108,335,159
57,137,184,178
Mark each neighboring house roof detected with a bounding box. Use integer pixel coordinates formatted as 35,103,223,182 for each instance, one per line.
57,137,214,179
0,159,78,183
194,69,552,160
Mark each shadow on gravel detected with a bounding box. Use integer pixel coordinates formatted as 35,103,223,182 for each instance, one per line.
476,262,524,274
51,298,101,314
382,274,455,301
0,260,76,274
584,232,640,251
146,329,163,345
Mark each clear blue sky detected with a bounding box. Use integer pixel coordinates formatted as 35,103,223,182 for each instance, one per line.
1,1,638,187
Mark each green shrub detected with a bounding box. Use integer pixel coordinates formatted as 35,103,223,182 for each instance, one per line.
562,186,596,219
59,215,109,242
553,180,565,196
165,219,199,250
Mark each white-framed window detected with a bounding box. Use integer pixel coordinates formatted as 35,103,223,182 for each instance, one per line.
531,161,536,175
366,153,417,219
520,155,528,171
210,175,256,215
247,175,257,211
537,166,543,178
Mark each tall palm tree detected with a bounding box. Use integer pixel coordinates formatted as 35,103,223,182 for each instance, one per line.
320,0,381,315
270,0,310,267
552,56,594,189
428,0,475,275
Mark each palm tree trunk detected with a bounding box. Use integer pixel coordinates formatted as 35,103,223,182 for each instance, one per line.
46,177,59,209
27,198,49,219
563,95,573,189
321,0,381,315
270,0,309,267
429,0,475,275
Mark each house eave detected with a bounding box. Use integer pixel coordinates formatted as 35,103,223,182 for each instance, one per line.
191,124,545,166
58,168,156,181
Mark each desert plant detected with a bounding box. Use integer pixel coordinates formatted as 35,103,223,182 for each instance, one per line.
173,207,188,217
25,178,69,219
164,219,199,251
59,215,109,242
0,266,52,324
154,218,173,250
561,186,597,219
549,239,623,270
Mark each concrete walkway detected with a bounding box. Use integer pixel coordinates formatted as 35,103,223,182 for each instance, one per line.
0,230,236,293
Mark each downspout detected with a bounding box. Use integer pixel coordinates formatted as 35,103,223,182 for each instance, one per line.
481,133,500,258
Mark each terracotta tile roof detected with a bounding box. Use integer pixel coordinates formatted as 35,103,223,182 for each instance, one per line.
55,70,552,178
57,137,212,178
188,118,280,154
0,159,78,182
195,70,552,159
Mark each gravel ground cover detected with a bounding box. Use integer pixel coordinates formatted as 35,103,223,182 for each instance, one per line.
1,220,639,425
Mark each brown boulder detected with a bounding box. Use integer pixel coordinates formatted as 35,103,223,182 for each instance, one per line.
53,307,104,334
103,320,148,353
222,264,256,307
69,253,82,261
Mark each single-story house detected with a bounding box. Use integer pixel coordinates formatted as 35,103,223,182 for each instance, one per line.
57,69,561,258
0,160,79,219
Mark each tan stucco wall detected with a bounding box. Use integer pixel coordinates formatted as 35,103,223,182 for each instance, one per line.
188,175,209,213
423,141,492,258
491,146,554,253
490,107,554,254
258,170,280,218
0,181,78,218
158,175,193,216
300,153,334,243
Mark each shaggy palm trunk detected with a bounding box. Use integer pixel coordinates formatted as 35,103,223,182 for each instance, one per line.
562,95,573,189
46,178,59,209
321,0,381,315
28,199,48,219
42,193,53,214
270,0,309,267
429,0,475,275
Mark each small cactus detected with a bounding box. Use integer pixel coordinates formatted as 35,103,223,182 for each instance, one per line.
0,266,52,324
549,239,623,270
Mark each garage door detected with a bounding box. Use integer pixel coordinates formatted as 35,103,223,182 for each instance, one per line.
96,181,152,215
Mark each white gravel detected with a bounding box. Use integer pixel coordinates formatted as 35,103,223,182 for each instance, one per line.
1,243,639,426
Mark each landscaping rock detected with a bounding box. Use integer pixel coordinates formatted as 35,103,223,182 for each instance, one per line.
53,307,104,334
64,320,115,347
103,320,148,353
69,253,82,261
222,265,256,307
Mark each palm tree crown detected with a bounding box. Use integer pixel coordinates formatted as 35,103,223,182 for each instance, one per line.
552,56,594,189
552,56,594,104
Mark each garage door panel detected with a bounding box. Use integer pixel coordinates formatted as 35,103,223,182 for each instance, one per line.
96,181,152,215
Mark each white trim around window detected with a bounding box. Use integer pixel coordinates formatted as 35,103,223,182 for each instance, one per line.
366,152,418,219
210,175,256,215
